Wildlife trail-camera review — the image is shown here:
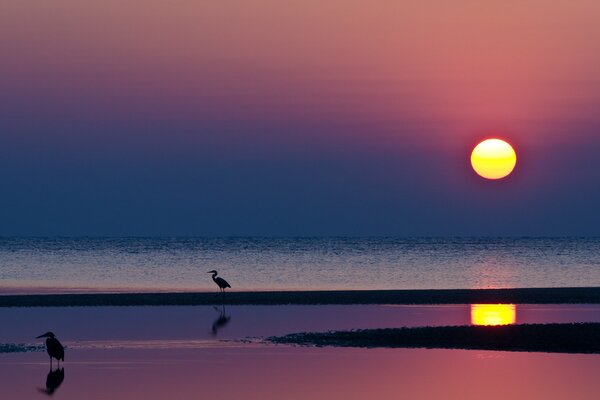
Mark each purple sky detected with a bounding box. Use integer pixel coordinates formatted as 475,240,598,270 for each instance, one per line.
1,1,600,235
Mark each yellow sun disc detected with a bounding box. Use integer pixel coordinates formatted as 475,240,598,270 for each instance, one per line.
471,139,517,180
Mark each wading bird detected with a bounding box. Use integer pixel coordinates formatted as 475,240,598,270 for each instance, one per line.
208,270,231,294
36,332,64,366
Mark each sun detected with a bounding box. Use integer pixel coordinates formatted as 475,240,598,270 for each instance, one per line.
471,138,517,180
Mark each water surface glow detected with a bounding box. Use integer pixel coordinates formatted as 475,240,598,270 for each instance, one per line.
471,304,516,326
2,305,600,399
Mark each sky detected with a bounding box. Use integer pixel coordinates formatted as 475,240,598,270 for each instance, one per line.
1,0,600,236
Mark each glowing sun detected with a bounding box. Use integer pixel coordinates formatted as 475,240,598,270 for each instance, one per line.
471,139,517,180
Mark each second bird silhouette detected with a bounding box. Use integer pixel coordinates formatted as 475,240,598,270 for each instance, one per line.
36,332,64,367
208,270,231,302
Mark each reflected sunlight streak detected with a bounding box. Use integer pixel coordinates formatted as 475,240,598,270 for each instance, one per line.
471,304,516,326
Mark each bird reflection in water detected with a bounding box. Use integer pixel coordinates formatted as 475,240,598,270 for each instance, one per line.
211,305,231,336
38,367,65,396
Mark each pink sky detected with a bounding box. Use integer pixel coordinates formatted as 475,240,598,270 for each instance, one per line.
1,1,600,235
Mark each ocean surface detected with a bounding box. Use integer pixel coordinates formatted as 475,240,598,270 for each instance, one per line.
0,237,599,293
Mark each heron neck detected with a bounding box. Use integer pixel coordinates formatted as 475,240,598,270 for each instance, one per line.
211,272,218,281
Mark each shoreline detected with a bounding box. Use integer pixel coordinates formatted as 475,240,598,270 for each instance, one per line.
269,323,600,354
1,287,600,307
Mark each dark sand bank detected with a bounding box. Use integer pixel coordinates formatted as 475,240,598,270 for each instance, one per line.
270,323,600,354
1,287,600,307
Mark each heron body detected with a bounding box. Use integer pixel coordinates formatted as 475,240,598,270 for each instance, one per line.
208,270,231,292
36,332,64,365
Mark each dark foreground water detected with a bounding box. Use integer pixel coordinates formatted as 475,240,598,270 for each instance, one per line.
1,237,599,293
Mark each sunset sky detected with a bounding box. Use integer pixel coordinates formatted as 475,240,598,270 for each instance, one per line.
1,1,600,236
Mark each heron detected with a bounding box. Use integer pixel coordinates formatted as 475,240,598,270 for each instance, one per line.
36,332,64,366
208,270,231,294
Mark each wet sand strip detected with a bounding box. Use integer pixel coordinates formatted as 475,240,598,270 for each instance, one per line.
1,287,600,307
269,323,600,354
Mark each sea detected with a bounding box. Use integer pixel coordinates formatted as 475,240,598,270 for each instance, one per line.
0,237,599,293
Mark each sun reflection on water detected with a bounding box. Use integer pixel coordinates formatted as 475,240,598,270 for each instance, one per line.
471,304,516,326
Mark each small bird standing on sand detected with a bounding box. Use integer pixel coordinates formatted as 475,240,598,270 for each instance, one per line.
36,332,64,366
208,270,231,293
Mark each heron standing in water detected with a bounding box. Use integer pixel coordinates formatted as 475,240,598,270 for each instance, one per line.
208,270,231,300
36,332,64,366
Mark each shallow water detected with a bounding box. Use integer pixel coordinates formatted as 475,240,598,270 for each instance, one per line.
2,304,600,344
1,237,600,293
1,304,600,399
3,347,600,400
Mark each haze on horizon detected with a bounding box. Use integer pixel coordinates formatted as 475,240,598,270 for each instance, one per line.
1,1,600,236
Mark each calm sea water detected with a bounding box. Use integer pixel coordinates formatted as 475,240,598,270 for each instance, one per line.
0,237,599,293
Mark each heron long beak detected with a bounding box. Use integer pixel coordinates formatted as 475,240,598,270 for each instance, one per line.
36,333,47,338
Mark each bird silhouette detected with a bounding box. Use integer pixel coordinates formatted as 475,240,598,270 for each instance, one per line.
208,270,231,293
38,367,65,396
36,332,64,367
